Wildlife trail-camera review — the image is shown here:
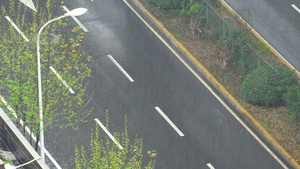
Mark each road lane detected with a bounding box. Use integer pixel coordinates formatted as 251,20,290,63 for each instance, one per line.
44,0,293,168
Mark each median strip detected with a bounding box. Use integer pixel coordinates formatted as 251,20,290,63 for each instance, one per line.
219,0,300,78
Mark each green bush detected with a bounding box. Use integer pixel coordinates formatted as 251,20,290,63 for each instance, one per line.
240,66,296,107
284,82,300,120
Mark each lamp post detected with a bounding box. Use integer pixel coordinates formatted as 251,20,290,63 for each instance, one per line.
36,8,87,161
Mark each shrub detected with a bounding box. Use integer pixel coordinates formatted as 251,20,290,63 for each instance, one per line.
284,82,300,120
225,29,250,63
240,66,296,107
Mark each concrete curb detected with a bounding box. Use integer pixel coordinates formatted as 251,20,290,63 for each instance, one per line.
0,108,49,169
131,0,300,168
219,0,300,78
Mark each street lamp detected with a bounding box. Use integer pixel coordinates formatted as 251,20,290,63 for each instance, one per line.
36,7,87,161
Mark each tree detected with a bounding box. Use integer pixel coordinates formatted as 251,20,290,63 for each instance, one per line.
0,0,92,150
181,0,206,37
75,113,156,169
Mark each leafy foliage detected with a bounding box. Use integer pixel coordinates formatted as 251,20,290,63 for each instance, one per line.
224,29,249,65
280,69,300,120
0,0,92,149
240,66,297,107
213,28,258,71
180,0,206,36
180,0,202,16
285,85,300,120
75,113,156,169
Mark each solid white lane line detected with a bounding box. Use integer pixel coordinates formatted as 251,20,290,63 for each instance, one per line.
62,6,89,32
124,1,287,168
94,118,123,149
207,163,215,169
5,16,29,42
155,107,184,137
0,94,62,169
49,66,75,94
292,4,300,13
107,55,134,82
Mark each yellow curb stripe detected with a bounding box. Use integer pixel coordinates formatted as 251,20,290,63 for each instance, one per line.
132,0,300,168
220,0,300,78
220,0,235,15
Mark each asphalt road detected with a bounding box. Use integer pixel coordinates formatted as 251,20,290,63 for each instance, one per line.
224,0,300,72
0,0,284,168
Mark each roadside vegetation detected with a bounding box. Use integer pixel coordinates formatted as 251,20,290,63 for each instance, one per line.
0,0,92,151
139,0,300,163
74,112,156,169
241,66,297,107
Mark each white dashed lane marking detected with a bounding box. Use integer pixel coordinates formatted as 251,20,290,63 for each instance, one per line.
155,107,184,137
49,66,75,94
107,54,134,82
5,16,29,42
292,4,300,13
207,163,215,169
94,118,123,149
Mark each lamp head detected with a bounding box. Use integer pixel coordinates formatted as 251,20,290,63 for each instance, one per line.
64,8,88,16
